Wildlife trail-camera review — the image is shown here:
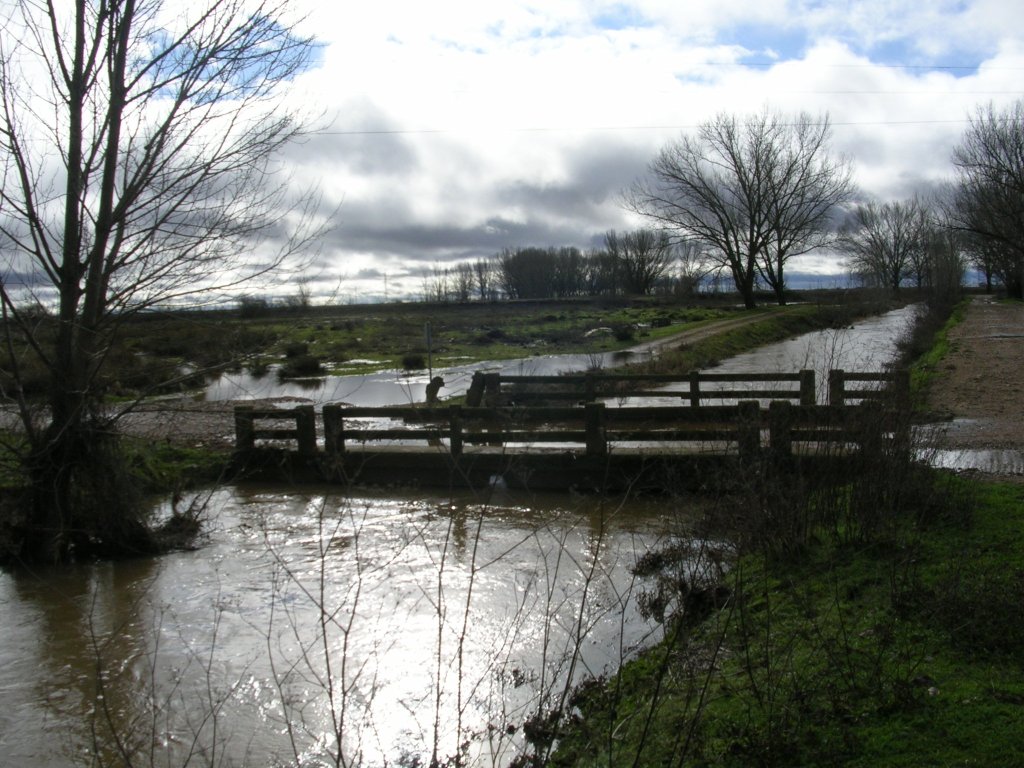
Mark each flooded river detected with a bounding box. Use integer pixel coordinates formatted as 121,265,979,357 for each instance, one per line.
0,304,928,767
1,488,696,767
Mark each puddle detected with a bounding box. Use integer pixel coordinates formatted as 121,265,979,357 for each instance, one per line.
927,448,1024,475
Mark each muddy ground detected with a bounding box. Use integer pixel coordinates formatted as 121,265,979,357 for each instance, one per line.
924,295,1024,452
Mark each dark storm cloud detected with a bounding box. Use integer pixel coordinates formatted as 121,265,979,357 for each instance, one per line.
325,215,593,263
311,135,651,271
498,139,652,224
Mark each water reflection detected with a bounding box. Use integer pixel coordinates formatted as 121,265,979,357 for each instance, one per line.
707,304,917,374
0,487,699,766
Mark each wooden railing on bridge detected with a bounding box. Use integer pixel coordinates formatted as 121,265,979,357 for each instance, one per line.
463,368,908,407
233,367,910,462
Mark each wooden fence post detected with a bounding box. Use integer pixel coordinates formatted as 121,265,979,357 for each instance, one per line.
465,371,485,406
585,403,607,457
737,400,761,462
689,371,701,407
828,369,845,406
855,401,882,456
295,405,317,456
769,400,793,459
799,369,816,405
584,373,596,403
484,373,501,407
891,369,911,407
234,407,255,453
449,405,463,456
322,405,344,454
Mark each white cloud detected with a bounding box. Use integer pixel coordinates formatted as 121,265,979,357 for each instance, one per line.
277,1,1024,299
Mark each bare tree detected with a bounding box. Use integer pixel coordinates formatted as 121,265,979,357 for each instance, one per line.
673,239,717,296
453,262,474,302
0,0,319,562
473,257,495,301
838,198,929,294
951,100,1024,298
552,246,586,297
628,110,849,308
604,228,672,295
582,247,619,296
922,221,966,304
760,114,853,304
496,247,558,299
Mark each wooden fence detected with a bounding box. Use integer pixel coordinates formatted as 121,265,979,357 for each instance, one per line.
233,369,909,462
463,368,908,407
235,400,907,462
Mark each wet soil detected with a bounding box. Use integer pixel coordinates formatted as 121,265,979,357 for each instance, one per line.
924,296,1024,451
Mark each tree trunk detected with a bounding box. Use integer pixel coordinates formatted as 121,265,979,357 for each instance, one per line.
22,404,154,563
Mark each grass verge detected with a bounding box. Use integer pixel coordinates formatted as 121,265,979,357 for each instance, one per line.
904,299,969,407
548,474,1024,767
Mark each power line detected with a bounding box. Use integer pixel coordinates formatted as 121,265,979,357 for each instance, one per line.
705,61,1024,71
319,118,986,137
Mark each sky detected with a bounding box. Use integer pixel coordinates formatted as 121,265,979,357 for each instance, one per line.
275,0,1024,302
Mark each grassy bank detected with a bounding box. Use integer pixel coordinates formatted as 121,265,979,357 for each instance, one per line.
619,301,882,377
547,473,1024,767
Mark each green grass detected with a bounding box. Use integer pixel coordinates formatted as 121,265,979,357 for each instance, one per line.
549,475,1024,767
122,438,232,493
625,303,870,376
908,299,969,405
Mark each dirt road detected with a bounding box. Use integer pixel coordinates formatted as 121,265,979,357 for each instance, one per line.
625,307,799,357
925,295,1024,451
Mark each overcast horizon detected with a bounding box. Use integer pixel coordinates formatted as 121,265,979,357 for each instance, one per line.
267,1,1023,302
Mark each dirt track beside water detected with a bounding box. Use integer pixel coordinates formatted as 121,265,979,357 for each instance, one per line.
924,295,1024,451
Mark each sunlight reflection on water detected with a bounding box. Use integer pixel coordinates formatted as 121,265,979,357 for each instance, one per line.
0,487,710,766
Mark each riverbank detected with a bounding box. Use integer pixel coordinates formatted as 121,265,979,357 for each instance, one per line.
545,297,1024,767
549,474,1024,767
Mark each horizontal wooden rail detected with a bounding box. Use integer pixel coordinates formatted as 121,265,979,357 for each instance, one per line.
467,369,817,407
828,369,910,405
234,405,317,455
228,401,905,462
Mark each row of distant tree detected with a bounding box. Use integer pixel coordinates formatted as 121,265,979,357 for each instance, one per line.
419,232,710,302
424,104,1024,306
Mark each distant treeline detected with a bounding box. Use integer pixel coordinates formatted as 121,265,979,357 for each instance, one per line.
421,229,716,303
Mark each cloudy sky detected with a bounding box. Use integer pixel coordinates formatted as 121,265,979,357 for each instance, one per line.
277,0,1024,301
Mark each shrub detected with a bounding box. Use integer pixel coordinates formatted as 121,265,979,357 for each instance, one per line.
283,341,309,358
612,323,635,342
278,354,323,378
402,351,426,370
